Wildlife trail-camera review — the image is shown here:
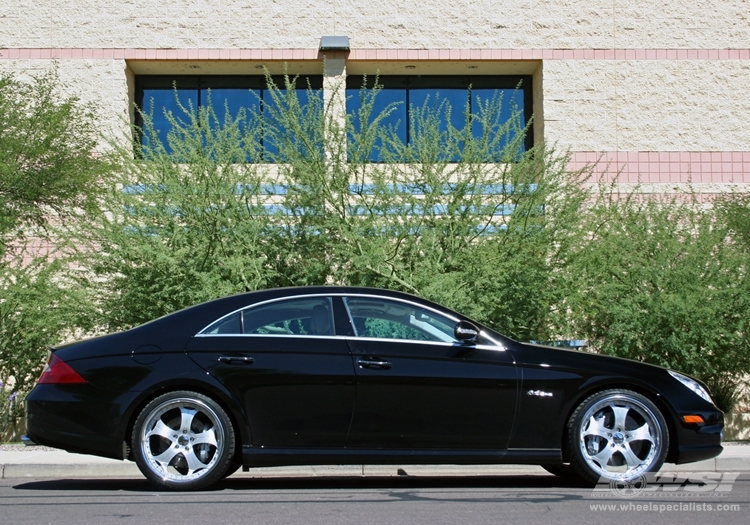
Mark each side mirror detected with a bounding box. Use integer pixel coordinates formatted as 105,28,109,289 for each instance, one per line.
454,321,479,343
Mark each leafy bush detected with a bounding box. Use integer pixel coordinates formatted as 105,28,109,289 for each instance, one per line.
564,189,750,412
0,69,111,438
0,68,110,250
83,74,590,342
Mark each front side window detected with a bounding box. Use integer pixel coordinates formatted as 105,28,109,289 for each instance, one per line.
343,297,458,343
201,296,334,336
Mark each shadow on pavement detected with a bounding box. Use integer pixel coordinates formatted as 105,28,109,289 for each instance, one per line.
12,474,592,492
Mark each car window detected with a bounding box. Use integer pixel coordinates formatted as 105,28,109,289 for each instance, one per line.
343,297,458,343
203,312,242,334
201,297,334,336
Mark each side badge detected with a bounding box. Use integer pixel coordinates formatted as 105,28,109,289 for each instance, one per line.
527,390,554,397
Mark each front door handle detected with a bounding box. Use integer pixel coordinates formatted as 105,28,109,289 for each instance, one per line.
218,356,255,365
357,359,392,370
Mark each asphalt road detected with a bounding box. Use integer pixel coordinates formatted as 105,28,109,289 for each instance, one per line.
1,474,748,525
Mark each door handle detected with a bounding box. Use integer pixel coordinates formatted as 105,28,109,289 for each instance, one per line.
357,359,392,370
218,356,255,365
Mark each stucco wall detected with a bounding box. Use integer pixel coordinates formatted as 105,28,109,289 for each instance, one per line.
0,58,131,147
3,1,749,49
2,1,750,188
542,59,750,152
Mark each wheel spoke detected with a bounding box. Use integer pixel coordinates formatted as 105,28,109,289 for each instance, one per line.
612,406,630,431
626,422,654,444
179,407,198,433
620,444,644,469
583,415,611,440
146,420,175,442
192,428,218,447
183,447,208,473
152,445,181,467
589,444,616,467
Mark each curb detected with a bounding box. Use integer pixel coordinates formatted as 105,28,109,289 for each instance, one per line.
0,462,547,480
2,443,749,480
1,460,748,480
3,462,141,479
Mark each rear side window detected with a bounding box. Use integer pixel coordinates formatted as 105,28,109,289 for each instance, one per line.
203,312,241,334
200,297,334,336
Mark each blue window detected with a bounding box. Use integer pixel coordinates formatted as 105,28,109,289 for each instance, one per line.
346,76,532,162
135,75,323,161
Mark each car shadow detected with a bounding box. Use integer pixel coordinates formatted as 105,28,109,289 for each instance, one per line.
12,474,592,493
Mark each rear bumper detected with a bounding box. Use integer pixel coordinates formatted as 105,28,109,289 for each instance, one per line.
25,385,125,460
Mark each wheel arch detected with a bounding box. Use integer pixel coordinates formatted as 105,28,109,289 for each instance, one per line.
558,381,679,465
122,381,248,462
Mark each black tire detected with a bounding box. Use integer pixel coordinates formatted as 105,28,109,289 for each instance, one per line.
566,389,669,485
541,463,580,479
132,390,236,490
222,452,243,479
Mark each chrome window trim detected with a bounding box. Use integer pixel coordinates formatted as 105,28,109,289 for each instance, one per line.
195,333,349,341
196,293,333,336
195,291,505,349
197,293,459,336
345,336,457,347
342,295,458,343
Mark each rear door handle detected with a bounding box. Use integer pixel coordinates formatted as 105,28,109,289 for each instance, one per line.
357,359,392,370
218,356,255,365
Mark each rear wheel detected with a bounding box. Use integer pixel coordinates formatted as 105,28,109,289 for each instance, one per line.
566,389,668,485
132,391,235,490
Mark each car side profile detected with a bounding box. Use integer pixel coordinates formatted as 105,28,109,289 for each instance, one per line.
25,286,723,490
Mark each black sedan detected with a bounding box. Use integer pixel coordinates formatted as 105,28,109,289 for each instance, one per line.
25,286,723,490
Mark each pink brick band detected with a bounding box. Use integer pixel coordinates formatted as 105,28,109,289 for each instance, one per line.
1,48,750,61
569,152,750,184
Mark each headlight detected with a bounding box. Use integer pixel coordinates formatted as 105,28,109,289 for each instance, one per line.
668,370,714,405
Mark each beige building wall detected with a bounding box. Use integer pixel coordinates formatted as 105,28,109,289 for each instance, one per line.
3,1,749,50
2,1,750,191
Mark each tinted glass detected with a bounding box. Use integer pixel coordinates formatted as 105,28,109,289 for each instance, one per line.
202,312,242,335
345,76,532,162
343,297,458,343
347,84,407,161
135,76,322,159
243,297,333,336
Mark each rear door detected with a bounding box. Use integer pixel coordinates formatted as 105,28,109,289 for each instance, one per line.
187,295,355,447
342,295,518,450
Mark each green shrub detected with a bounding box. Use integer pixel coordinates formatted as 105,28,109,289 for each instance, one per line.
564,189,750,412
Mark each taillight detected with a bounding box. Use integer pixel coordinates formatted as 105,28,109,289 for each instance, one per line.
37,354,87,384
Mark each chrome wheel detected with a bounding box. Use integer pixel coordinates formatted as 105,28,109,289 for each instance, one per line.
132,391,235,490
567,390,668,484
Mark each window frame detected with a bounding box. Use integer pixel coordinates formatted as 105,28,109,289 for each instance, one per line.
345,74,534,159
134,74,324,159
342,295,461,344
197,294,334,338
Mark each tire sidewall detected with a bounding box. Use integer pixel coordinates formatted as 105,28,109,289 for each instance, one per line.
566,389,669,485
132,390,236,490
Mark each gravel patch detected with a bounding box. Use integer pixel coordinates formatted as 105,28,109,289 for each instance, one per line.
0,444,60,451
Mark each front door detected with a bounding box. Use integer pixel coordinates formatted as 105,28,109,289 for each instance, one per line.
341,295,518,450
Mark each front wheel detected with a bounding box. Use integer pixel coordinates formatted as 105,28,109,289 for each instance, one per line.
566,389,669,485
132,391,236,490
